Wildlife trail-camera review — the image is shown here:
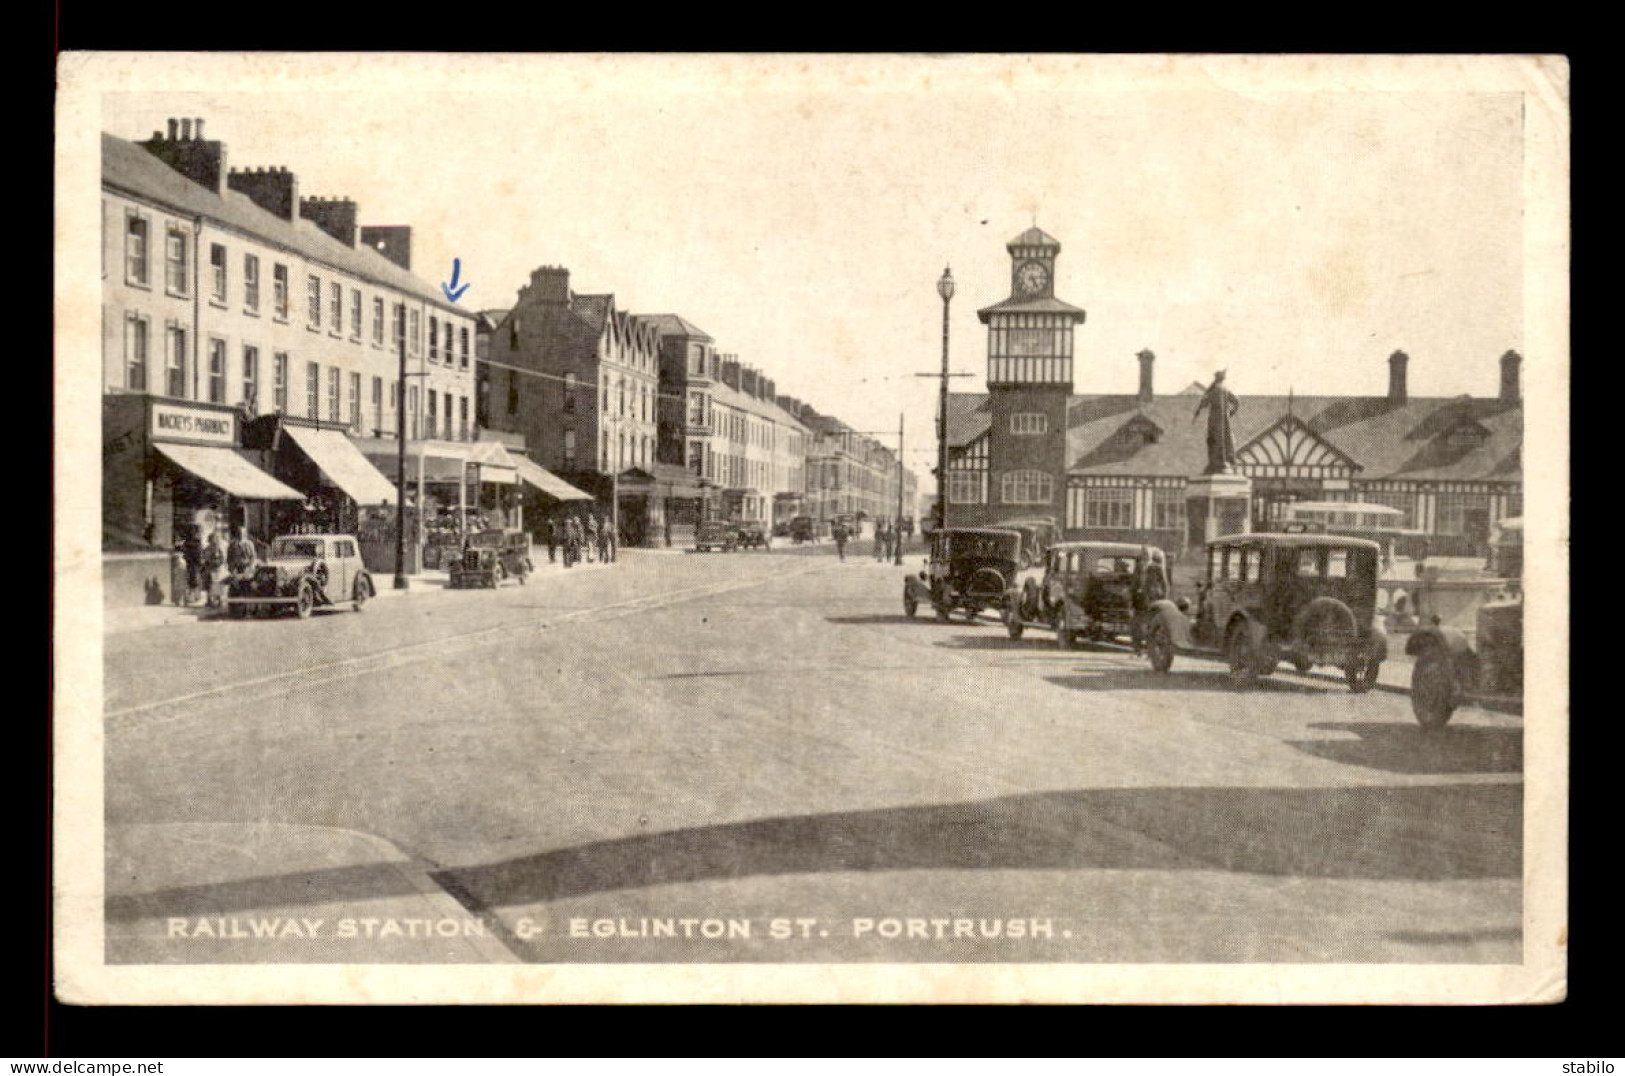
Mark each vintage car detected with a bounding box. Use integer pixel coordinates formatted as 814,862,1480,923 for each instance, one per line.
1142,533,1388,691
225,533,373,619
788,516,819,544
1004,541,1171,647
903,526,1024,623
735,521,771,550
1404,597,1523,728
695,519,739,553
448,529,534,588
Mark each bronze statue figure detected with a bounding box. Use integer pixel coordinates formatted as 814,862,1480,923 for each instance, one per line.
1192,370,1240,475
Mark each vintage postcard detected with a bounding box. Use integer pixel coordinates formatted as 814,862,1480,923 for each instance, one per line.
54,52,1569,1004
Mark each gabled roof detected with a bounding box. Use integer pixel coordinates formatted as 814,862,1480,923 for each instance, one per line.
102,133,465,317
1007,226,1061,249
635,313,714,342
946,389,1521,482
570,293,613,332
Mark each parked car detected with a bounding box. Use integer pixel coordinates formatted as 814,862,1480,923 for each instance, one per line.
695,519,739,553
448,529,534,588
903,526,1024,622
1404,597,1523,728
1005,541,1171,647
788,516,818,544
225,533,373,619
1142,533,1388,691
735,521,770,550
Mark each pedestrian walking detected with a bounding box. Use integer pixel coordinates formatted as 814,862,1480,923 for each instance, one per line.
874,520,887,561
226,524,258,579
584,514,599,563
595,514,611,563
544,517,558,565
202,526,230,608
562,516,579,568
833,522,848,562
180,524,203,606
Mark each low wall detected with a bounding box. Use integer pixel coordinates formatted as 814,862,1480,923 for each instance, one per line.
103,552,176,609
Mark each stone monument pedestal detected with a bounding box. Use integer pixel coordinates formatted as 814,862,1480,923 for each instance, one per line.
1185,472,1253,552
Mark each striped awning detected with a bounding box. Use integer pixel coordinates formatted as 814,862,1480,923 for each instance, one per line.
154,443,305,500
281,425,400,506
513,457,594,502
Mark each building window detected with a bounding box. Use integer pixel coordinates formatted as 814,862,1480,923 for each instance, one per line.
327,367,341,421
273,264,288,319
947,470,986,505
459,327,470,369
205,339,227,404
165,327,187,397
372,298,385,344
409,310,420,356
459,396,468,441
307,275,322,326
1435,491,1491,536
444,393,453,441
273,353,288,412
350,372,362,430
329,283,343,333
507,369,519,415
242,346,259,412
243,254,259,312
426,389,438,438
688,393,707,426
1083,486,1134,528
306,362,320,418
350,290,362,339
428,317,439,362
564,429,577,465
1010,412,1048,435
618,378,626,416
1152,487,1185,530
563,371,577,413
165,228,189,295
125,214,150,285
124,314,149,391
209,243,227,302
1506,488,1523,518
393,303,406,347
372,376,383,434
409,386,420,439
1001,469,1052,505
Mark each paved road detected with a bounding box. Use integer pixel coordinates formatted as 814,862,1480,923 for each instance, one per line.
103,547,1523,964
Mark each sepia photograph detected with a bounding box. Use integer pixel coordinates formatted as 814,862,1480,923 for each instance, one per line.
53,52,1569,1004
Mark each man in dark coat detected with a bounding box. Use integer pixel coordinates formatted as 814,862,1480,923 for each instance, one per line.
544,517,558,564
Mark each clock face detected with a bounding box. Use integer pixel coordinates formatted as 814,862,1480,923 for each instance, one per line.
1016,260,1050,297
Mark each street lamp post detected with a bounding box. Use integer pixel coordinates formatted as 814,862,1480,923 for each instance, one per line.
393,305,409,590
893,412,905,566
936,266,955,533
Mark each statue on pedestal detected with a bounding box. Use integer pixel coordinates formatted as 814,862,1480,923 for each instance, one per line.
1192,370,1240,475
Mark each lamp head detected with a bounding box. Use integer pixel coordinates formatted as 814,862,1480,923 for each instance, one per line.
937,267,955,302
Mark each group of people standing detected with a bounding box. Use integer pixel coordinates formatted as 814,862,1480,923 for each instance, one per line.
829,518,912,563
171,520,260,608
543,512,617,569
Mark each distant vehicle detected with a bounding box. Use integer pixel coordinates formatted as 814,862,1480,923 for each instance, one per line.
735,521,770,550
788,516,818,544
1265,501,1431,560
448,529,533,588
903,526,1023,623
1405,597,1523,728
1004,541,1171,648
695,519,739,553
225,533,373,619
1143,533,1388,691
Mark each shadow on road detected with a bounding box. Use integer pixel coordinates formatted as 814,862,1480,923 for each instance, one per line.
104,783,1522,922
1287,722,1523,775
824,615,936,627
1044,669,1331,695
936,634,1137,656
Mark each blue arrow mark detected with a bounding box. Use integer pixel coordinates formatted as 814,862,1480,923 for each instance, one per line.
441,258,471,303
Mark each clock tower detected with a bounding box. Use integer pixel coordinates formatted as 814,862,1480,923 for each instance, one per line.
976,227,1085,526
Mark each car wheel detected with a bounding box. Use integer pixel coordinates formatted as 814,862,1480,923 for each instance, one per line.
1005,605,1025,639
933,603,950,623
353,577,369,612
1054,607,1076,650
1293,655,1313,674
295,584,314,620
227,602,246,619
1226,624,1261,687
904,593,918,619
1411,649,1458,728
1146,621,1175,673
1345,659,1379,694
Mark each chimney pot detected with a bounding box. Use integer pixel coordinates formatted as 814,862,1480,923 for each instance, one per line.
166,118,178,139
195,118,205,139
180,118,192,140
1136,349,1155,403
1500,350,1521,403
1388,350,1409,404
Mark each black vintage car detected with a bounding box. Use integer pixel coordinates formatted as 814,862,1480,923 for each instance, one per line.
1005,541,1172,647
903,526,1024,623
735,521,771,550
1143,533,1388,691
448,529,533,588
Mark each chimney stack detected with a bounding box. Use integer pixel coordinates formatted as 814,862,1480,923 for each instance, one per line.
1388,350,1409,404
520,264,570,305
299,196,358,247
1500,350,1521,403
361,226,413,271
227,165,300,220
1136,349,1155,403
139,116,228,195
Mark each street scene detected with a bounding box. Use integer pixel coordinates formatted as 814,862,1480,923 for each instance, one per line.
61,55,1564,999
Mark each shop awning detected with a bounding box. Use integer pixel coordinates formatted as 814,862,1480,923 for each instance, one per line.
470,440,519,485
282,425,401,506
360,440,470,484
514,456,594,502
155,443,305,501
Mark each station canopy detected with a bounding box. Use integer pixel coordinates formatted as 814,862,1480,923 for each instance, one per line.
155,443,305,501
282,425,400,506
513,456,594,502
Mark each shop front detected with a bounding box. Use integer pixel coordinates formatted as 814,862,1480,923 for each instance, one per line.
357,438,475,571
244,416,401,544
102,394,306,607
721,487,767,524
470,440,521,532
511,455,595,540
615,464,710,547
